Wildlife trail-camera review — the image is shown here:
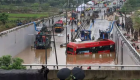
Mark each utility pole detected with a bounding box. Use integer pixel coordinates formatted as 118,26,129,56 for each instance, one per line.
117,0,118,7
77,0,78,29
83,0,85,11
68,0,69,8
72,15,74,42
80,0,82,20
66,0,68,56
51,12,58,69
45,12,51,66
45,34,47,65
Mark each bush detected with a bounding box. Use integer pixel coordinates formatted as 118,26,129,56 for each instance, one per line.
5,25,9,28
0,55,26,70
0,13,8,25
32,16,37,20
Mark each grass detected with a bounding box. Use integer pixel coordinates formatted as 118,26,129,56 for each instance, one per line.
8,18,26,20
0,9,62,32
1,13,49,21
0,22,16,32
7,13,48,18
0,13,50,32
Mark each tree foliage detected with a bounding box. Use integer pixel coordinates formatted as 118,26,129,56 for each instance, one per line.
0,13,8,25
41,3,50,11
0,0,91,7
120,0,140,12
31,3,39,7
0,55,26,70
131,11,140,30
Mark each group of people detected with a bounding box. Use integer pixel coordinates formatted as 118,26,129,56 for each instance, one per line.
38,65,92,80
116,19,125,30
69,17,77,25
48,17,54,25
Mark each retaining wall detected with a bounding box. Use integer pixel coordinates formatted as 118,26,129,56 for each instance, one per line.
0,23,35,57
0,69,140,80
0,14,63,57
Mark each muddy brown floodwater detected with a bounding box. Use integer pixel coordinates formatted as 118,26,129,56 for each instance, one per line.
15,45,115,69
15,16,116,69
66,52,115,70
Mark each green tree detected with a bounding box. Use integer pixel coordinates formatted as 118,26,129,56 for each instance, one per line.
0,55,12,67
11,58,25,69
31,3,39,7
120,0,140,12
41,3,50,11
0,55,26,70
0,13,8,25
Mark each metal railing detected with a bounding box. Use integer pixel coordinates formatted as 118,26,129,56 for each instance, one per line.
22,64,140,67
114,22,140,65
22,64,140,70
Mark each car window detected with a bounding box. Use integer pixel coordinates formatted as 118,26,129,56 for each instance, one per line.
55,23,62,27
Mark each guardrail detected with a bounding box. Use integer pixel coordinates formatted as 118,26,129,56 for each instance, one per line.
0,14,64,37
22,64,140,70
114,18,140,65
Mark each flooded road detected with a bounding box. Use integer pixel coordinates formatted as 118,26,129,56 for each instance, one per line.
15,16,78,69
15,19,116,69
66,53,115,69
67,53,115,64
15,11,116,69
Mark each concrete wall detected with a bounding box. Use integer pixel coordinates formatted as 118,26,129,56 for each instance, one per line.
0,23,35,57
113,23,140,70
48,70,140,80
0,69,140,80
0,14,64,57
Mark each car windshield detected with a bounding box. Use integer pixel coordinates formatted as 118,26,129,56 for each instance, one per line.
54,23,62,27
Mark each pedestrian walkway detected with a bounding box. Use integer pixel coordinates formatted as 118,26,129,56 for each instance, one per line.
114,12,140,53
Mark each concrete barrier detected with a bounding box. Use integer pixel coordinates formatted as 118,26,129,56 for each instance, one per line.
0,69,140,80
45,70,140,80
0,23,35,57
0,14,63,57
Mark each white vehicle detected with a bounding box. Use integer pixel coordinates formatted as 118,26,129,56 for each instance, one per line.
87,1,94,6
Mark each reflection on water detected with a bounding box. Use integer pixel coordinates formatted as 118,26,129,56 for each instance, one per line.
34,49,51,64
15,47,52,64
66,52,116,70
67,52,115,64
